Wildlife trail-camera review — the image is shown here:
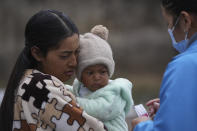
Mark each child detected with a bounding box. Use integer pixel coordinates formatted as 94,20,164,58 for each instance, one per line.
72,25,134,131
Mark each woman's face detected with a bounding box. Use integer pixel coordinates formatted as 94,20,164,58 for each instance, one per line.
39,34,79,82
161,6,185,42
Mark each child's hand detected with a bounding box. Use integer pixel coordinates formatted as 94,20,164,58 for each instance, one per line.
146,98,160,118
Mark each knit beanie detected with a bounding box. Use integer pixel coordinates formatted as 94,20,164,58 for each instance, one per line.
76,25,115,81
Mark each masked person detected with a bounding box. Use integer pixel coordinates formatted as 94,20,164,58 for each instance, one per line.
132,0,197,131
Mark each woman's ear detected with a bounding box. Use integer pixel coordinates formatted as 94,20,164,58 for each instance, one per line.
31,46,44,62
180,11,192,32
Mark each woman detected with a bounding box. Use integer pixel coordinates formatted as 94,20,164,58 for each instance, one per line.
0,10,107,131
132,0,197,131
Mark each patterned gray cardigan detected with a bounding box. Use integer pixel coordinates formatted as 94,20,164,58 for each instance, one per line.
13,69,107,131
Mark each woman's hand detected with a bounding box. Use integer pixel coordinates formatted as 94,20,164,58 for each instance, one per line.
131,116,150,131
146,98,160,118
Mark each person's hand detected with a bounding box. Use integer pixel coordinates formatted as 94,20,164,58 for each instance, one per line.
131,116,150,131
146,98,160,118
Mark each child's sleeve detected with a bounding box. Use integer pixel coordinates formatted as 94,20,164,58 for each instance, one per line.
114,78,134,114
76,90,125,121
76,78,133,121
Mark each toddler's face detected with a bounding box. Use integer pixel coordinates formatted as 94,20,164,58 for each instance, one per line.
81,64,109,91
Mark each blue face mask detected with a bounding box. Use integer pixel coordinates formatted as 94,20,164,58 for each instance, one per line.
168,16,189,53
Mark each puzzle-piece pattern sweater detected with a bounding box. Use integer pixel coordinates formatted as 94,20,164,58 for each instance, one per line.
12,69,107,131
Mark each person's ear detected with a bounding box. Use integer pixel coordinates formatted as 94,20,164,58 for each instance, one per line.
31,46,44,62
180,11,192,33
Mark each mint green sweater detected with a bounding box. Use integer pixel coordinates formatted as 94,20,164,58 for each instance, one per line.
72,78,134,131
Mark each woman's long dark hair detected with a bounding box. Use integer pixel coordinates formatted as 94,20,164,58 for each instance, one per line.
0,9,79,131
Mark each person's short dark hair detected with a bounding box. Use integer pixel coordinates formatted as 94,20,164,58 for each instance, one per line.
161,0,197,18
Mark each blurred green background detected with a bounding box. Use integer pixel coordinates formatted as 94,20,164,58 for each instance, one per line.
0,0,178,105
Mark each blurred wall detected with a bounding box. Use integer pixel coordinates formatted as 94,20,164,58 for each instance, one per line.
0,0,177,104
